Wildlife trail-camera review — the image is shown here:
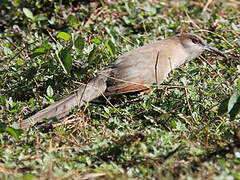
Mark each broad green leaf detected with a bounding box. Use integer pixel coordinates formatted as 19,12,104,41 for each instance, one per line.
218,97,229,116
228,91,240,112
105,40,115,56
74,36,84,51
218,92,240,120
59,48,72,73
230,104,240,120
57,32,71,41
88,46,97,63
229,93,240,120
47,86,53,97
23,8,34,20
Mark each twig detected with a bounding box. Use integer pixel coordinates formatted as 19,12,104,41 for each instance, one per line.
81,172,106,180
168,56,173,71
185,11,200,29
199,55,229,94
163,144,182,160
99,72,185,90
119,34,135,45
154,51,160,85
197,29,235,48
46,28,58,44
184,87,197,124
202,0,213,14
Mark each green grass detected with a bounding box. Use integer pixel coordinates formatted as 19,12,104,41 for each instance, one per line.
0,0,240,179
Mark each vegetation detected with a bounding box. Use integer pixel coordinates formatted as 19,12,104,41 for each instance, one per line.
0,0,239,179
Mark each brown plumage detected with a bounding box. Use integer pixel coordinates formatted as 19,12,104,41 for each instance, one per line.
19,33,226,129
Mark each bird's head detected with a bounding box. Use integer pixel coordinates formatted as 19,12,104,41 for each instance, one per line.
178,33,227,60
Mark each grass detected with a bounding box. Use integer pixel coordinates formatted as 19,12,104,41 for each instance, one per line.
0,0,240,179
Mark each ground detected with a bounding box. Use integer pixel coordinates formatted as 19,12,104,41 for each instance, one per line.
0,0,240,179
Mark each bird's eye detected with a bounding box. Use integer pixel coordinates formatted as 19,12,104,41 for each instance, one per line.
191,38,199,44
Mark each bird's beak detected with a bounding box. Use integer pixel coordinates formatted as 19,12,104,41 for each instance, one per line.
205,45,227,58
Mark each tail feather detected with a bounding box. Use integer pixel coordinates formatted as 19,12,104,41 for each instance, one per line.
19,74,108,129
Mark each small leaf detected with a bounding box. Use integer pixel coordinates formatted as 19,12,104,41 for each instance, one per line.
0,123,7,132
5,127,19,141
17,59,22,66
57,32,72,41
29,98,34,105
69,15,80,27
22,174,37,180
13,0,20,7
59,48,72,73
105,40,115,56
32,44,51,57
25,67,37,80
74,36,84,51
47,86,54,97
23,8,34,20
170,120,176,128
35,14,47,21
91,38,102,45
88,46,97,63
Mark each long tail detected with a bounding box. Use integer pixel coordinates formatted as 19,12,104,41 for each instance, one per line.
19,74,109,129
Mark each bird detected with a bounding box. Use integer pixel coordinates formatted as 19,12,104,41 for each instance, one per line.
19,33,226,129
